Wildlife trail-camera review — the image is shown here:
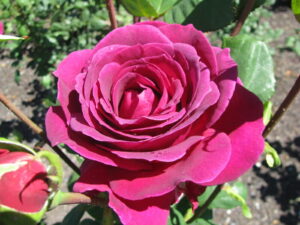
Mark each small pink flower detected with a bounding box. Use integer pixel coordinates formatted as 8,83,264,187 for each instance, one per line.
0,22,4,34
0,149,49,213
46,21,264,225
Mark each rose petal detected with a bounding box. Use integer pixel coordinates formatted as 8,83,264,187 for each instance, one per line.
74,163,176,225
45,106,152,170
54,49,93,122
204,84,264,185
109,132,231,200
157,24,218,75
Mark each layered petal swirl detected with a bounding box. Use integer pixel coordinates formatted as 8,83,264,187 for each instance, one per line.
45,21,264,225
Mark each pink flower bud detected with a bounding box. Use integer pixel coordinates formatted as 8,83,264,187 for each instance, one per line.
0,150,49,213
0,22,4,34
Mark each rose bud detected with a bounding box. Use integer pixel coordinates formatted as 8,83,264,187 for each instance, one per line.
0,140,62,225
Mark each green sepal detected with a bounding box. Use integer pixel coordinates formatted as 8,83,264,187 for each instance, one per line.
264,142,281,168
35,150,63,190
263,101,273,125
0,200,48,225
0,138,36,155
223,184,252,218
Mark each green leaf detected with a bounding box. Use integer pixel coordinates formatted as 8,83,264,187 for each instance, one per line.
41,74,53,89
264,142,281,168
292,0,300,22
263,101,273,125
79,219,99,225
121,0,177,18
61,204,88,225
86,206,104,222
222,35,275,103
198,182,251,218
164,0,235,32
168,206,187,225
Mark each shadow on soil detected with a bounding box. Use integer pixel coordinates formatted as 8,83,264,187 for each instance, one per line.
253,137,300,225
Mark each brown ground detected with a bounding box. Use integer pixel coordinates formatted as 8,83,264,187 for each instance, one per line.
0,2,299,225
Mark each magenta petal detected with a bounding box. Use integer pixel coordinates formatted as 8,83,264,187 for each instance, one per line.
157,24,218,75
204,84,265,185
45,106,69,146
93,24,171,52
109,191,175,225
74,161,176,225
54,49,93,121
110,135,204,162
0,21,4,34
109,132,231,200
46,107,151,170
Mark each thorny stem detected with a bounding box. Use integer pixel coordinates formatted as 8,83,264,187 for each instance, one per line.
0,92,80,174
263,75,300,137
106,0,118,29
231,0,256,36
186,184,223,223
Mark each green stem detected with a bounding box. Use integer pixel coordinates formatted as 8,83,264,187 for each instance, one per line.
186,185,223,223
231,0,256,36
102,206,114,225
263,75,300,137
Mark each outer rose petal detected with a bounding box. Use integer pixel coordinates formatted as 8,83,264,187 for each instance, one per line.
74,164,176,225
93,24,171,52
54,49,93,122
204,84,264,185
109,132,231,201
45,106,152,171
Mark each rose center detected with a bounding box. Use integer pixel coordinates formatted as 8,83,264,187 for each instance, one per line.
119,87,158,119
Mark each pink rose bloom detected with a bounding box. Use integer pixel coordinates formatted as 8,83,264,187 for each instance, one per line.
46,22,264,225
0,149,49,213
0,22,3,34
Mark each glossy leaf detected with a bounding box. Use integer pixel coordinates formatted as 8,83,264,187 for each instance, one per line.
121,0,178,18
198,182,251,218
164,0,235,32
61,204,88,225
168,206,187,225
223,35,275,103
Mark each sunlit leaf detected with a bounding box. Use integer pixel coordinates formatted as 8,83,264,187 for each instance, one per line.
121,0,178,18
223,35,275,103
